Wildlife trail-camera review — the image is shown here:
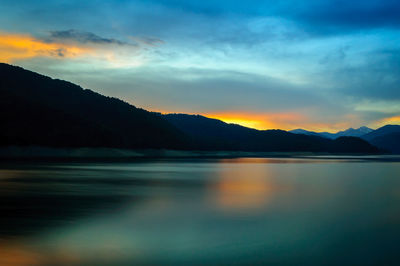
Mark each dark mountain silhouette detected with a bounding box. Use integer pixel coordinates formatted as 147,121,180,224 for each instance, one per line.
361,125,400,154
290,129,335,139
367,133,400,154
0,63,379,154
362,125,400,141
0,63,186,149
290,126,373,139
164,114,378,153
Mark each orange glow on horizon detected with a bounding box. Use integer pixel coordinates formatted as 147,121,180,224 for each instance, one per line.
204,111,304,130
376,115,400,126
158,109,357,132
368,115,400,129
207,114,272,129
156,109,359,132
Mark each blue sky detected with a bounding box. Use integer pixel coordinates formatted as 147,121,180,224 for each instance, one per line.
1,0,399,130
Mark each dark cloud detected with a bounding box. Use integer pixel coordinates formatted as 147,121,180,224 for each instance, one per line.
291,0,400,34
140,0,400,33
48,29,134,46
131,36,165,46
2,1,400,39
50,48,67,57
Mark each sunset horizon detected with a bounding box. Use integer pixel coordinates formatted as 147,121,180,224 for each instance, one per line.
1,1,400,265
1,0,399,132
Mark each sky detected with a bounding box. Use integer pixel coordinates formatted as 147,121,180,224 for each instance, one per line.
0,0,399,131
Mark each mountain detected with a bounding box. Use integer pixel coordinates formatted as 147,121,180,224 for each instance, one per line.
289,129,322,137
291,125,400,154
290,129,335,139
336,126,373,137
362,125,400,142
290,126,373,139
0,63,186,149
361,125,400,154
0,63,379,154
165,114,378,153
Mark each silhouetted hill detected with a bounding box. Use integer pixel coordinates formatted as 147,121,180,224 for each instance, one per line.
361,125,400,154
367,133,400,154
165,114,378,153
289,129,321,136
0,63,186,149
362,125,400,141
290,129,335,139
329,136,378,153
0,63,379,154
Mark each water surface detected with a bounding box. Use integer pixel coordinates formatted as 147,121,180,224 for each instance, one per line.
1,157,400,265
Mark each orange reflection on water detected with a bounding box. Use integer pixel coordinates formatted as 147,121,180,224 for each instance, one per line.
212,158,279,211
0,243,43,266
0,242,94,266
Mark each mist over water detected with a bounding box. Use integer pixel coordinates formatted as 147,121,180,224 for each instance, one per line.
1,157,400,265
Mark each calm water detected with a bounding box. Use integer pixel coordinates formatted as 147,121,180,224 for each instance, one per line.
1,157,400,265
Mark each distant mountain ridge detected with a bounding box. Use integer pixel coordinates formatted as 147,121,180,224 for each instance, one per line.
0,63,381,154
290,129,334,139
164,114,378,153
291,125,400,154
290,126,373,139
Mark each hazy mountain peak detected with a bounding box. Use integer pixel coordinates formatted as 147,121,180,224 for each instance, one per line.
291,126,373,139
336,126,373,137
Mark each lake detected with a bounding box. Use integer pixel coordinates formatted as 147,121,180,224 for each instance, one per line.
1,156,400,265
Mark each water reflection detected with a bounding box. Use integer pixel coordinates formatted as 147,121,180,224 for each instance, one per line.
0,242,43,266
213,160,278,211
0,157,400,265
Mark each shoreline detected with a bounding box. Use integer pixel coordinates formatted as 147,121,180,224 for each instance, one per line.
0,146,396,162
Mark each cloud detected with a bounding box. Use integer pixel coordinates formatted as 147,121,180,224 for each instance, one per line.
292,0,400,34
1,1,399,130
0,30,161,67
129,36,165,46
320,48,400,101
126,0,400,35
48,29,134,46
0,32,91,63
